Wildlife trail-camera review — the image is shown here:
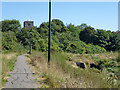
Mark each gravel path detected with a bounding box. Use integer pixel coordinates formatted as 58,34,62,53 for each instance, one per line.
4,54,39,88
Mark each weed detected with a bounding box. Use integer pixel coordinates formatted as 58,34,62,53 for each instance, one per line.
42,73,47,78
7,74,11,77
34,78,37,81
29,51,119,88
2,79,8,83
1,51,22,87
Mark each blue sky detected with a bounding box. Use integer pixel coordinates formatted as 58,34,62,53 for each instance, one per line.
2,2,118,31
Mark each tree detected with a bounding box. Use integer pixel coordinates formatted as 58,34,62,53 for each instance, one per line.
2,19,118,52
108,32,120,51
67,24,81,40
2,20,21,32
79,23,88,30
17,27,42,50
2,31,24,50
52,19,64,26
38,19,67,36
79,26,96,44
93,29,120,51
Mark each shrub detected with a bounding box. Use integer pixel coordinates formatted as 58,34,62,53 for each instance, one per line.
2,31,25,51
66,41,106,54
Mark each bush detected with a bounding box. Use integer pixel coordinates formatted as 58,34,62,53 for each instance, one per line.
2,31,25,51
66,41,106,54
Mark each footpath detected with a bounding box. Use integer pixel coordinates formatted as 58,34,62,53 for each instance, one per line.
4,54,39,88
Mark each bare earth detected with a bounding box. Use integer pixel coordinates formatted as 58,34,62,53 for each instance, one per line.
4,54,39,88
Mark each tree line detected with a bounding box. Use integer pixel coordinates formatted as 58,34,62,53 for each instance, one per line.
1,19,120,53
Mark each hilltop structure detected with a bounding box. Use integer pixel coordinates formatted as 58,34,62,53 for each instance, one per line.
24,19,34,29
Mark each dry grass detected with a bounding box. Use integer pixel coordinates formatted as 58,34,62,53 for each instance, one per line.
1,51,24,87
67,51,118,67
2,52,17,87
93,51,118,60
28,51,118,88
2,53,16,60
29,52,66,88
0,52,2,89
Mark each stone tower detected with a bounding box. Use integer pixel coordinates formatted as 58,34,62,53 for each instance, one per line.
24,19,34,29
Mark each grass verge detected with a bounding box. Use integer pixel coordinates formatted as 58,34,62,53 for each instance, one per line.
1,51,26,88
29,51,119,88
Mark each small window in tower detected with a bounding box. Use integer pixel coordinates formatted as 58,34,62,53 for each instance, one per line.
28,23,31,26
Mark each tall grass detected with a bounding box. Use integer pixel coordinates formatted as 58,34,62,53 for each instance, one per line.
1,51,26,87
29,51,118,88
51,52,118,88
0,52,2,89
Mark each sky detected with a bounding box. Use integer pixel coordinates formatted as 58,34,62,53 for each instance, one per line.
2,2,118,31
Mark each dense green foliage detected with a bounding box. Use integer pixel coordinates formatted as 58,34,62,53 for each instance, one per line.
2,31,25,51
79,27,120,51
37,20,106,53
2,20,21,32
1,19,120,53
91,54,119,75
79,26,96,43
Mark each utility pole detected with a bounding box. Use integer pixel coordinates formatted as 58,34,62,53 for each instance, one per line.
60,32,62,52
48,0,51,65
29,32,32,54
